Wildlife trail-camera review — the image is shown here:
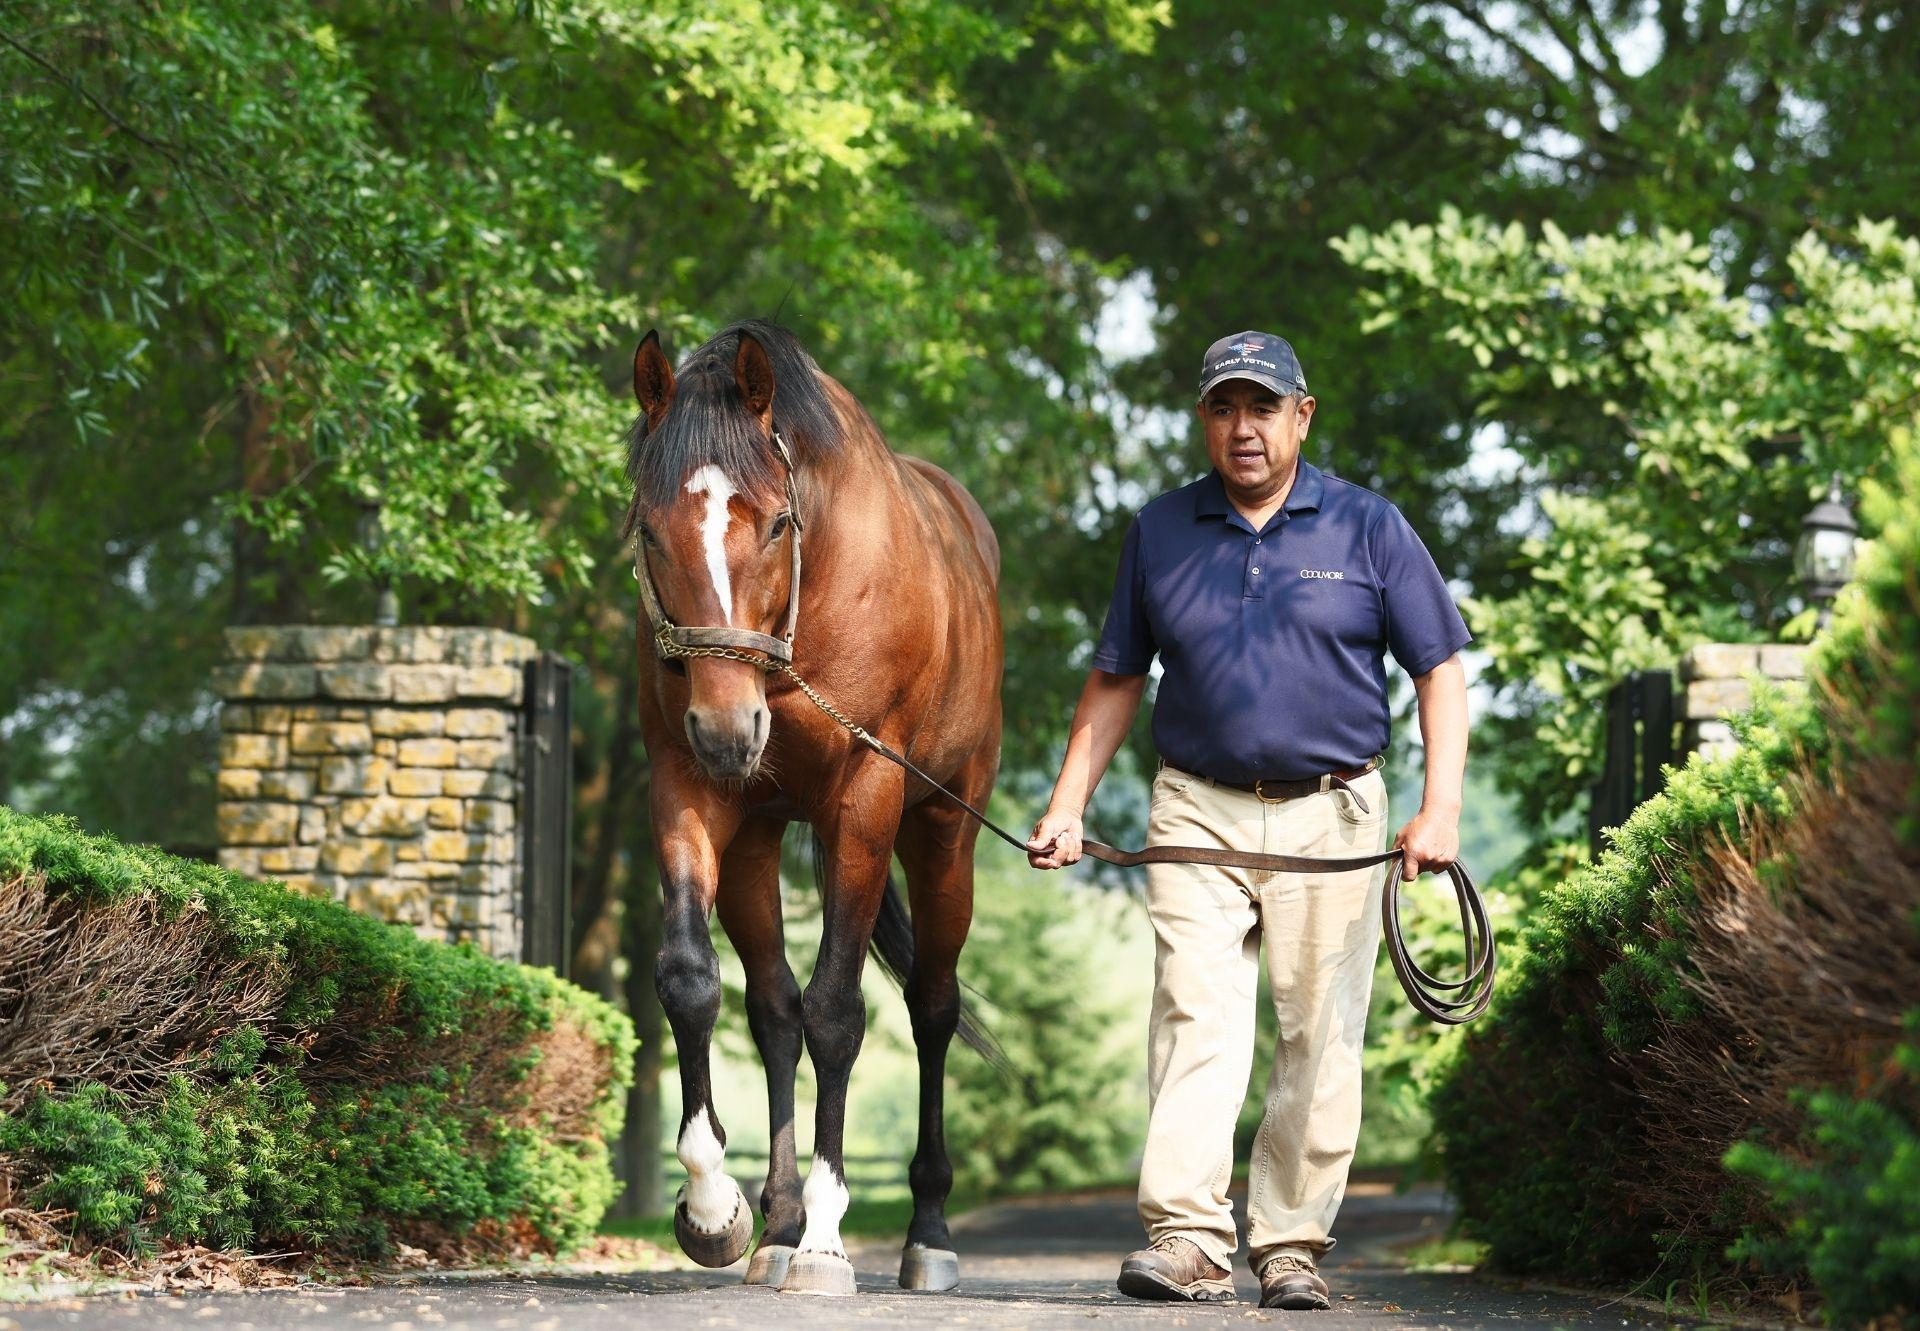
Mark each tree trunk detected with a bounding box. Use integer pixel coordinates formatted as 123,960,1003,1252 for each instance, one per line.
230,364,305,626
571,659,641,1003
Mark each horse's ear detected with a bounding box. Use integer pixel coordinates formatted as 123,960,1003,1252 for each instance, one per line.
634,330,674,425
734,330,776,421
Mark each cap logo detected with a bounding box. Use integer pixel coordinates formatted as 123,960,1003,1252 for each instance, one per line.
1229,339,1265,356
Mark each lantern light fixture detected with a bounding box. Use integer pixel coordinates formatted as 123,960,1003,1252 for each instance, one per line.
1793,472,1858,628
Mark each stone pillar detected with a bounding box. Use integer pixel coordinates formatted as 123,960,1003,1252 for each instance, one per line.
1679,642,1813,761
214,627,536,959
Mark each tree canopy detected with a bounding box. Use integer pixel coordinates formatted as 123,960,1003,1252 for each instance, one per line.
9,0,1917,839
1337,213,1920,824
0,0,1157,841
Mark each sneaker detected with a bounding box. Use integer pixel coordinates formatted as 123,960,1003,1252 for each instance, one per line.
1258,1251,1331,1310
1116,1235,1236,1302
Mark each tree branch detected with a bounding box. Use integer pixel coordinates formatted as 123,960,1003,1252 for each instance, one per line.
1513,0,1625,96
1426,2,1617,143
1568,0,1625,80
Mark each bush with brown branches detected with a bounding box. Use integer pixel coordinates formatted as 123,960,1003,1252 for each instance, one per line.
0,809,634,1262
1428,428,1920,1328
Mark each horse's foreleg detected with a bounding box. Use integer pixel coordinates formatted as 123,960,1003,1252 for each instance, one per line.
892,761,991,1292
778,760,906,1297
716,817,806,1287
654,784,753,1269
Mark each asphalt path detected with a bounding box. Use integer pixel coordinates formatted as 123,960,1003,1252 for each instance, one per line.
5,1183,1685,1330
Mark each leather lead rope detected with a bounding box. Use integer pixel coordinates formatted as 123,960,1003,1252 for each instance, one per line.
648,629,1496,1024
870,734,1493,1026
637,435,1494,1024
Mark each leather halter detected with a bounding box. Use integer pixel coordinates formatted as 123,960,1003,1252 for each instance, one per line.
634,431,804,665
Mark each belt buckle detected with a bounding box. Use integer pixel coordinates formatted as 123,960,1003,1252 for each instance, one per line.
1252,778,1286,804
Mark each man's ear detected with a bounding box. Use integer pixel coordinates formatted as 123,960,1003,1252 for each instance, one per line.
634,330,675,427
1296,394,1317,432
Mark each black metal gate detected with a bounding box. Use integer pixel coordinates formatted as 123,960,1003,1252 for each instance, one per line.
520,652,573,975
1586,669,1676,856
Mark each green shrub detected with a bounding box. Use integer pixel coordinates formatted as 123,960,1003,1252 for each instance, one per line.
1715,436,1920,1328
1726,1032,1920,1328
1427,427,1920,1324
0,807,634,1258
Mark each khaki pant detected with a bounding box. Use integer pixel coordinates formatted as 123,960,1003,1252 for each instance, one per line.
1136,762,1389,1273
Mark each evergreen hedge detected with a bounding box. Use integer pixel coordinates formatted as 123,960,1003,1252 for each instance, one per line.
0,808,634,1259
1429,429,1920,1327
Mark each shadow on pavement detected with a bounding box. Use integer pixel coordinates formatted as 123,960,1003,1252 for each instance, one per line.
3,1184,1690,1330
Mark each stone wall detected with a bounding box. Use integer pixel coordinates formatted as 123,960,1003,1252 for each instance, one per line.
1680,642,1813,760
214,626,536,959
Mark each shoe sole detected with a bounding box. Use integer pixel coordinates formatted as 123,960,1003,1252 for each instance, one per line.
1116,1268,1236,1303
1262,1289,1332,1311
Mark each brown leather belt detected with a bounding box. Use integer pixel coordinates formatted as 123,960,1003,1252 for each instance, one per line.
1174,756,1384,814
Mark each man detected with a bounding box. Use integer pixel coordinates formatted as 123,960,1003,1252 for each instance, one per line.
1027,330,1469,1309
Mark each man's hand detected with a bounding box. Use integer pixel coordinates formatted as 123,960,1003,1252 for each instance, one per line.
1392,808,1459,880
1027,808,1085,869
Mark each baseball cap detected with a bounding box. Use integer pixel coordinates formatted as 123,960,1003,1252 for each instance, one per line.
1197,330,1308,401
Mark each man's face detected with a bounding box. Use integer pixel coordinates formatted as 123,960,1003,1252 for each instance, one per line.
1198,379,1316,498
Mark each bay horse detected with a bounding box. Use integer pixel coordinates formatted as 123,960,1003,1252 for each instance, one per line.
622,321,1003,1296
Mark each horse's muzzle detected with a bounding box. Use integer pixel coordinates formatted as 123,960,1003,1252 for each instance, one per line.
684,704,770,780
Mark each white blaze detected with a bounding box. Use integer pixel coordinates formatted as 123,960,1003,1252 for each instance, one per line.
676,1108,737,1230
797,1162,850,1256
683,465,738,622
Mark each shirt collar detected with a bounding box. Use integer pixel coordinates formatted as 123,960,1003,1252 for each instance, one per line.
1193,461,1325,520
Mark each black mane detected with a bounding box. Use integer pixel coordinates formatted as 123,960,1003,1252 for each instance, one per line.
623,320,844,528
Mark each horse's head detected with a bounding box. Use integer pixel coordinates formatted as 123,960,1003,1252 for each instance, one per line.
627,328,801,781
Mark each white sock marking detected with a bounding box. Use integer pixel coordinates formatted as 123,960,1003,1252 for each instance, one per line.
797,1162,850,1257
676,1108,738,1230
684,465,738,622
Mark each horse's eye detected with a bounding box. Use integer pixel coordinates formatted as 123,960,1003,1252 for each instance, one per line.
639,525,659,549
768,512,792,543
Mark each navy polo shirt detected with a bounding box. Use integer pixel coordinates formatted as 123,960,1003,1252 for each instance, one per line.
1091,463,1470,783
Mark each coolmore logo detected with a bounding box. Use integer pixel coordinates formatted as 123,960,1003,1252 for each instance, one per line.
1300,569,1345,580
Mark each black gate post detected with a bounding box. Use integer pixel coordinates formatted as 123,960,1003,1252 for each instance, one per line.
1587,669,1677,857
1637,669,1675,806
520,652,573,976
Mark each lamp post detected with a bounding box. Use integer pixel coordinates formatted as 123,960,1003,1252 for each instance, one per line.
1793,472,1858,629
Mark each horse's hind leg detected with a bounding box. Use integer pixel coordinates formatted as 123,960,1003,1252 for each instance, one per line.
654,780,753,1269
891,754,993,1292
716,817,805,1287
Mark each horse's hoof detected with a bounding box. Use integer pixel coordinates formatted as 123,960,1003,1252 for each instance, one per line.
744,1243,795,1286
673,1181,752,1268
899,1245,960,1291
777,1250,857,1296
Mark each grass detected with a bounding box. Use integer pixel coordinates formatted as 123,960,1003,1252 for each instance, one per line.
1394,1236,1488,1271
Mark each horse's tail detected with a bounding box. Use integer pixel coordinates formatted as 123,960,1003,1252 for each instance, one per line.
810,831,1009,1077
